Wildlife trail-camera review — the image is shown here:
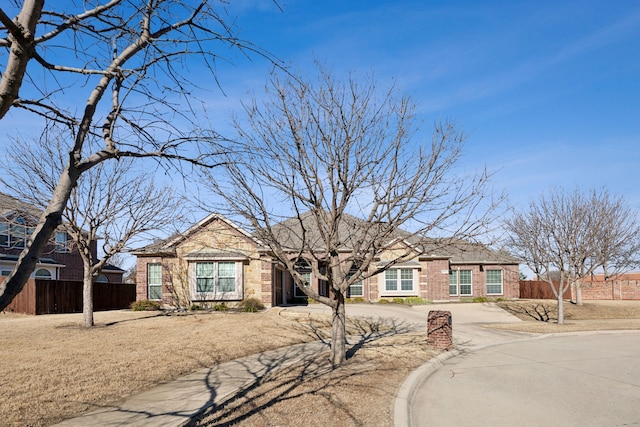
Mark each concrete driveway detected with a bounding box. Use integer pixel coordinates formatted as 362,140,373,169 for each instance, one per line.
286,301,531,348
408,331,640,427
287,303,640,427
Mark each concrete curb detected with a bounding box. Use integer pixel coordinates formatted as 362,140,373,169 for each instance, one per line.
393,349,460,427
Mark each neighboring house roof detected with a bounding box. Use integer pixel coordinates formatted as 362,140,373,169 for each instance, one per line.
0,254,66,268
0,192,90,236
0,192,42,222
102,263,126,273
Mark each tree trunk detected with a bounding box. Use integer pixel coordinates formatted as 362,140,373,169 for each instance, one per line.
0,166,80,310
329,292,346,367
556,290,564,325
83,264,94,328
575,282,583,306
0,0,44,120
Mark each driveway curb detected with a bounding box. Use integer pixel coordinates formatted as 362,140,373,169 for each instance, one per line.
394,349,460,427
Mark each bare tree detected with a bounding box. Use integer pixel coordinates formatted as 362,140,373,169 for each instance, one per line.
3,133,185,327
204,66,501,366
0,1,276,309
505,187,640,323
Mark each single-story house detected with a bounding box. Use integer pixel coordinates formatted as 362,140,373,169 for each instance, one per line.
133,212,520,307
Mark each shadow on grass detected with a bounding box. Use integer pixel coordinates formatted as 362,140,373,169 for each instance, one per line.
497,301,559,322
184,316,421,426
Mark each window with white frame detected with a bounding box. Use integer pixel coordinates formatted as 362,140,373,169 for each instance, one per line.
55,231,69,253
35,269,52,280
348,279,363,297
0,218,34,248
196,262,215,293
449,269,472,296
217,262,236,292
346,270,364,297
192,261,241,299
384,268,415,293
486,269,503,295
147,263,162,300
0,223,8,247
11,218,26,248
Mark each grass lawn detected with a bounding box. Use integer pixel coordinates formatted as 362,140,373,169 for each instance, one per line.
0,308,435,427
2,300,639,426
494,299,640,333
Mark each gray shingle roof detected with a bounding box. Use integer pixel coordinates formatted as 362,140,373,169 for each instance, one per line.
268,211,518,265
135,210,519,265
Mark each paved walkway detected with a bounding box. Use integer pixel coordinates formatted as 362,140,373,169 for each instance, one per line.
54,341,330,427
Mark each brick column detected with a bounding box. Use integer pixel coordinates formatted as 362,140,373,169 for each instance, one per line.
427,310,453,350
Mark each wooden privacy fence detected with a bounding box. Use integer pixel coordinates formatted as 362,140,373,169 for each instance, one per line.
4,278,136,315
519,280,571,300
520,278,640,300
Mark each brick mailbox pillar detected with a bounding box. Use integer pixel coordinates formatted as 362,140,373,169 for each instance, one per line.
427,310,453,350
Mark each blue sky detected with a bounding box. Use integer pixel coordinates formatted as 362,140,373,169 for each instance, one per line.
1,1,638,246
215,0,640,210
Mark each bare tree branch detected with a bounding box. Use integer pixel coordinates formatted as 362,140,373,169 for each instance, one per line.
505,187,640,323
0,1,281,310
3,131,187,327
202,64,503,365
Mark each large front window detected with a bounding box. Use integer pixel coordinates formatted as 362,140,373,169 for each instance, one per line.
193,261,240,298
148,263,162,300
384,268,415,293
449,269,472,296
486,270,503,295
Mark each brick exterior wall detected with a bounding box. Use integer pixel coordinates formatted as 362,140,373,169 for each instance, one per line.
0,232,99,281
577,279,640,300
521,276,640,301
424,259,450,301
260,260,273,305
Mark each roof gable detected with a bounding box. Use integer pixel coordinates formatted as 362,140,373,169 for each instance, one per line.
133,213,260,256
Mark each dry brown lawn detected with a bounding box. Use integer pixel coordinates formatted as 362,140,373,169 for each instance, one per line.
0,308,435,427
494,299,640,333
188,332,434,427
3,300,640,427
